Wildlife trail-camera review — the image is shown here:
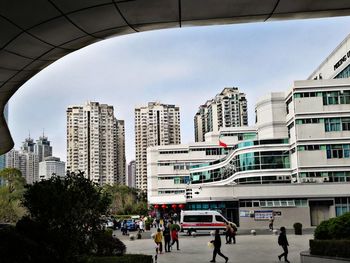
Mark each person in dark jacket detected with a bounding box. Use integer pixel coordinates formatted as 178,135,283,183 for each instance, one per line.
163,223,171,252
210,229,228,263
278,226,290,263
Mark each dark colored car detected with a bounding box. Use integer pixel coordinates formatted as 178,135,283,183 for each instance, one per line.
126,219,137,231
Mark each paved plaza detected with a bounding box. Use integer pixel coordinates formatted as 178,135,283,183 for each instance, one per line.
114,230,313,263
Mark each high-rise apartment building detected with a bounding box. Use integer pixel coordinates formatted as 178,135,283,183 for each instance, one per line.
5,133,54,184
5,149,25,175
135,102,181,190
39,156,65,180
21,136,35,153
67,102,125,185
20,136,39,184
194,87,248,142
116,120,126,184
5,148,38,184
127,160,136,188
34,134,52,162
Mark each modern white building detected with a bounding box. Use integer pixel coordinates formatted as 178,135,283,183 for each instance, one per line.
135,102,181,191
67,102,125,185
194,87,248,142
148,79,350,229
39,156,65,180
309,33,350,80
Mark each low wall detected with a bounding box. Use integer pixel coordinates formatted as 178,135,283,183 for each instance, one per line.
301,251,350,263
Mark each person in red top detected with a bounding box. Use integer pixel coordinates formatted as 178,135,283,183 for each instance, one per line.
170,226,180,250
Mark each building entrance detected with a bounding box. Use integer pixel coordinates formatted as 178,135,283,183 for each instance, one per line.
309,200,333,226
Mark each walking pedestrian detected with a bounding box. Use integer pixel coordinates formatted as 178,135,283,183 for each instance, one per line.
139,219,144,232
163,223,171,252
170,226,180,250
278,226,290,263
154,228,163,254
210,229,228,263
230,223,237,244
122,220,128,235
269,216,274,231
225,223,232,244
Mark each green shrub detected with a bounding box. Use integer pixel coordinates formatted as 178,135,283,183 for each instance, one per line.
314,212,350,240
93,231,126,256
310,239,350,258
328,212,350,240
314,218,336,240
91,254,153,263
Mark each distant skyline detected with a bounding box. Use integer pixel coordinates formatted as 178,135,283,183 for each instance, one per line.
7,16,350,163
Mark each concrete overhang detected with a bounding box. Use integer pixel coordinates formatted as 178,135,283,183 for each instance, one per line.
2,0,350,154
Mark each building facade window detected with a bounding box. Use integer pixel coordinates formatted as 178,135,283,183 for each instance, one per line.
335,197,350,216
325,118,341,131
323,90,350,105
335,64,350,79
293,90,350,105
158,190,185,195
190,151,290,184
235,151,290,172
326,144,350,159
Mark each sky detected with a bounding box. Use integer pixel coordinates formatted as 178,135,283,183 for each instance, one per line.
7,16,350,163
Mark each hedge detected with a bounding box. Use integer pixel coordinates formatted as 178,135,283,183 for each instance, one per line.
310,239,350,258
314,212,350,240
91,255,153,263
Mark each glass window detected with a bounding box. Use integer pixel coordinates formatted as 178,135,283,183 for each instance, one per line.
183,215,213,222
325,118,341,132
215,215,225,222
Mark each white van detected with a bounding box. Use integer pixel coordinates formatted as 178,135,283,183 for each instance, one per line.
180,210,232,235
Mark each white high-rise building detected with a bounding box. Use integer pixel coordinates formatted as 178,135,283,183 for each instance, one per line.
39,156,65,180
67,101,124,185
5,148,38,184
135,102,181,191
5,149,25,175
194,87,248,142
19,136,39,184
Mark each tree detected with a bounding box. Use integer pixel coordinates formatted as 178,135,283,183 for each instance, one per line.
0,168,26,223
20,171,111,262
102,184,148,215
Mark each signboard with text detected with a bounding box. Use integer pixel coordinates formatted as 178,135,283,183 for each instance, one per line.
254,210,273,221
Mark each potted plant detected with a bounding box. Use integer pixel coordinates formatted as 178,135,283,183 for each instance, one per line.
293,222,302,235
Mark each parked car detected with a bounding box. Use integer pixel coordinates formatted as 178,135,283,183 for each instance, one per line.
100,218,114,229
126,219,137,231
